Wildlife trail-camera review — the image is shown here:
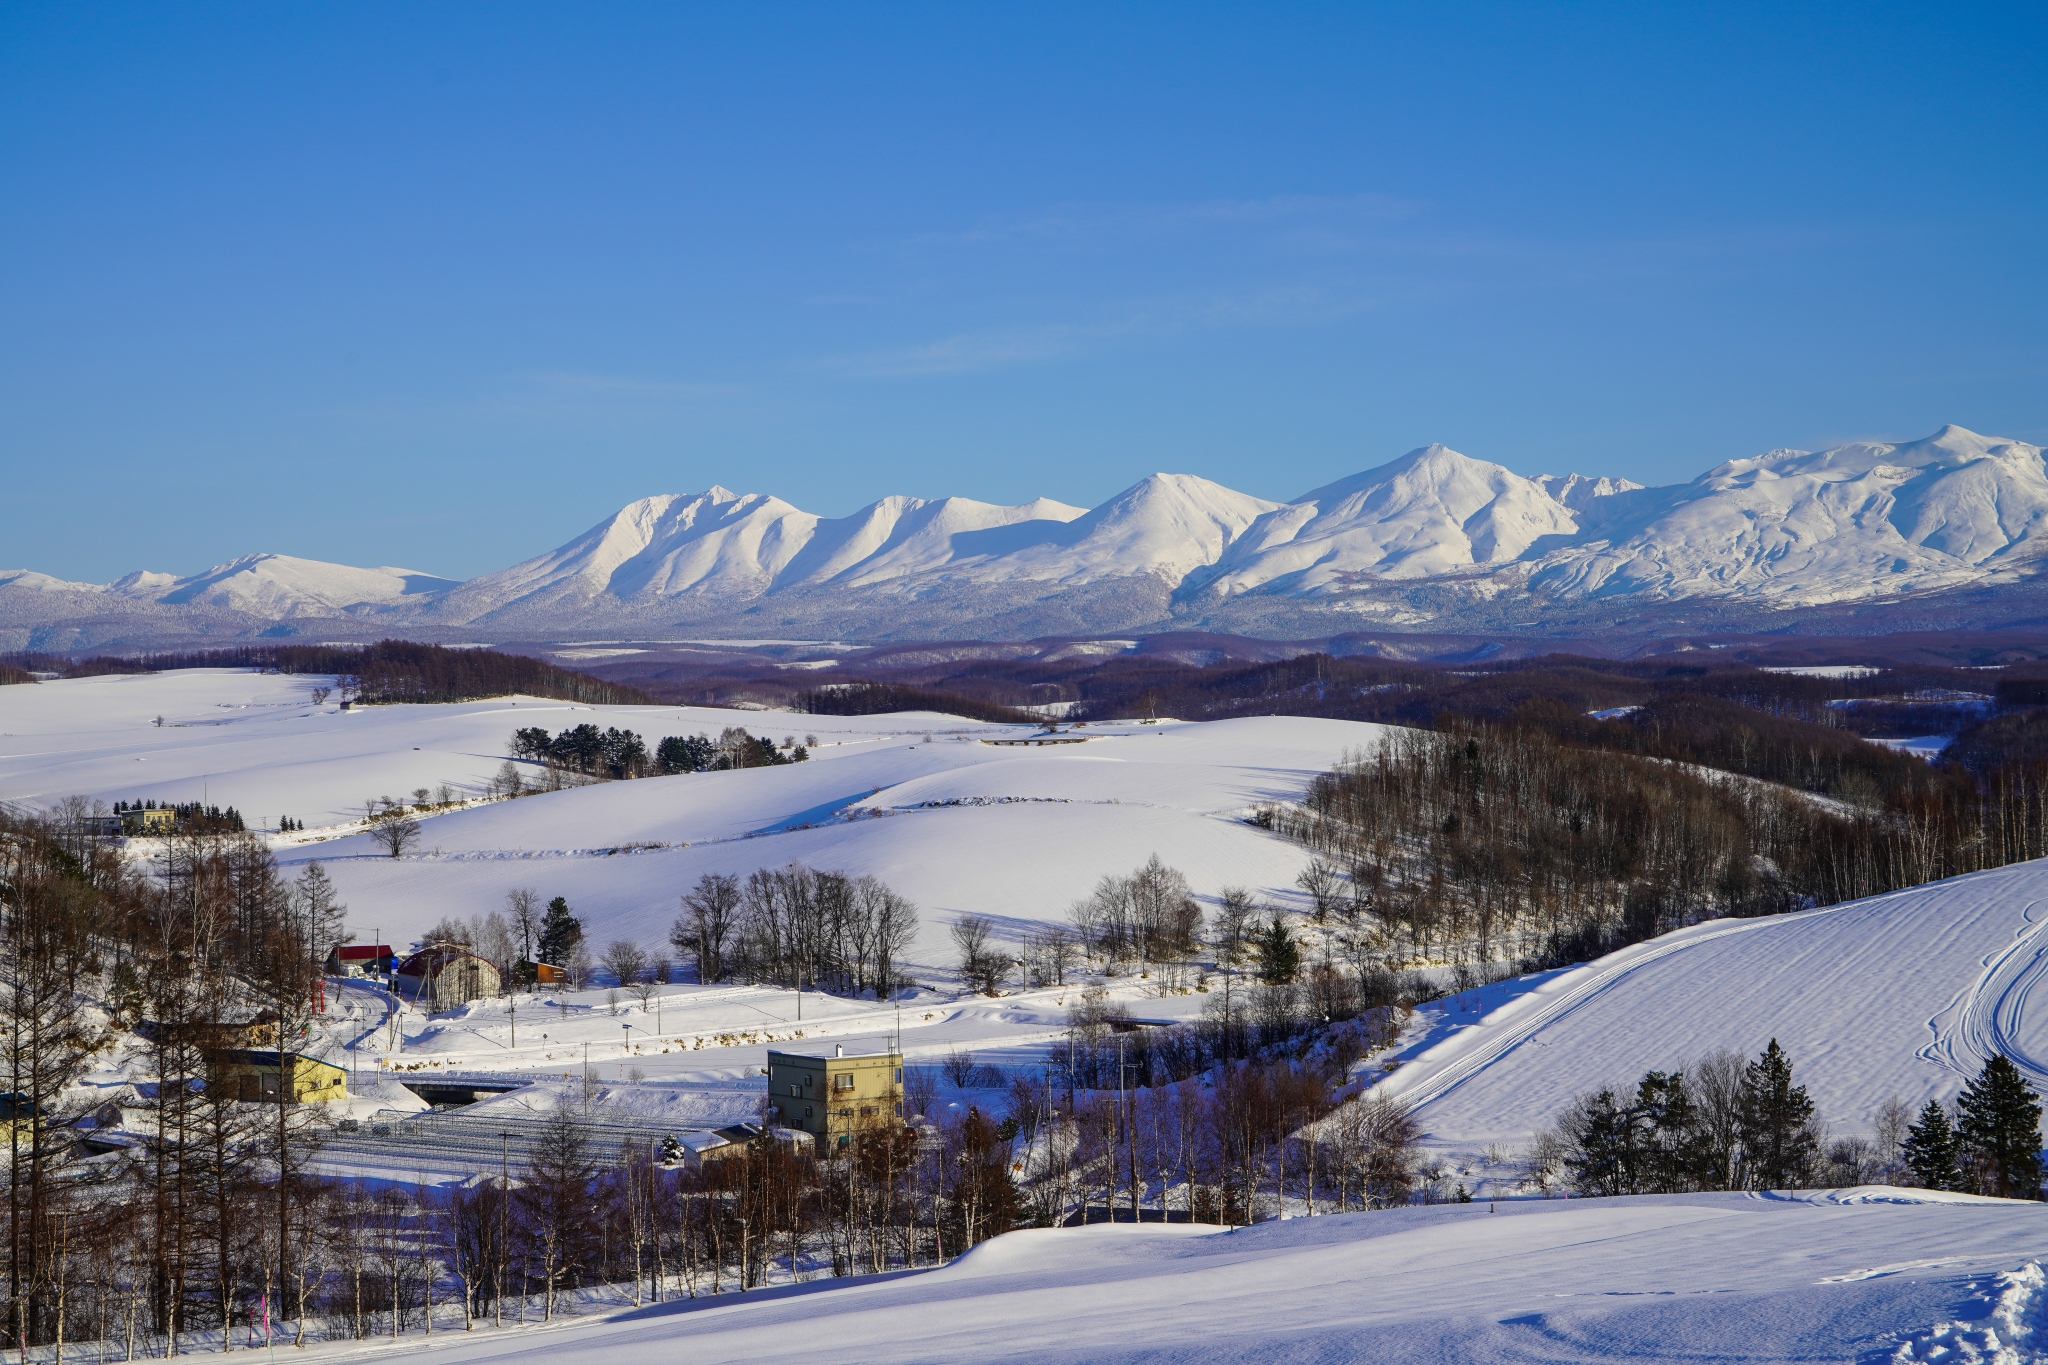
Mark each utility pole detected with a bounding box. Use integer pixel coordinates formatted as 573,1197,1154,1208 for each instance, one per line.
497,1132,509,1328
1118,1036,1138,1223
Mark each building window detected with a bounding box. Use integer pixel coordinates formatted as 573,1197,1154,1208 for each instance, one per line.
789,1084,799,1097
832,1073,853,1091
894,1068,903,1083
804,1105,813,1119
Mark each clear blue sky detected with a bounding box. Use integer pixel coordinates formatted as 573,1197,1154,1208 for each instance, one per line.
5,3,2044,581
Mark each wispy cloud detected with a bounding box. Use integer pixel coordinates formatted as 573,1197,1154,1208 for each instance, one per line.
831,283,1412,378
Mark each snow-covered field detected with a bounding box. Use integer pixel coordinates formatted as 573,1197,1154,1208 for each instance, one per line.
0,668,1364,973
135,1190,2048,1364
22,668,2048,1356
6,668,1358,1183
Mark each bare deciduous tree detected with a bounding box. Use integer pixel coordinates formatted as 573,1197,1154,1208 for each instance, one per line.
942,1048,979,1087
364,796,421,858
507,887,540,977
1295,858,1342,921
950,914,1003,994
675,873,742,983
603,939,649,990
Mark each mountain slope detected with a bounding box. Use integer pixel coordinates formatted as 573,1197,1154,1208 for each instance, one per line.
112,553,460,616
13,425,2048,646
1525,426,2048,606
1183,444,1629,598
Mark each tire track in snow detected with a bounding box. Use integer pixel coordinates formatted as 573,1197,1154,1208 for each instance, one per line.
1919,896,2048,1085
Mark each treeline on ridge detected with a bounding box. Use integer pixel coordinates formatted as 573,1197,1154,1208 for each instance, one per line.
797,680,1037,724
6,640,652,706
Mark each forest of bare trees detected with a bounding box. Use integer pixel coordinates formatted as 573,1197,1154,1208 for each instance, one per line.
1278,722,2048,971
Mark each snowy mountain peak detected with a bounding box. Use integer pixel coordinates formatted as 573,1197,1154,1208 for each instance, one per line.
97,554,458,616
16,425,2047,641
1534,472,1644,511
1189,444,1600,598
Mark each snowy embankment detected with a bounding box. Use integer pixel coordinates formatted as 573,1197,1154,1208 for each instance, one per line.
1383,858,2048,1187
163,1191,2048,1365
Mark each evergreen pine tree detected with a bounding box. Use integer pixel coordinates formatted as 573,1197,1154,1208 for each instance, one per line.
1737,1039,1819,1190
1956,1055,2044,1199
537,896,584,968
1565,1089,1638,1196
1901,1099,1963,1191
1637,1070,1714,1193
1257,919,1300,984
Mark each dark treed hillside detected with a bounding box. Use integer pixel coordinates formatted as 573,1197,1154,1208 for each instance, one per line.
45,640,654,705
798,680,1038,724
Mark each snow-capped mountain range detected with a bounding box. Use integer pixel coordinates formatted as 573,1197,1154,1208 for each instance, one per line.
9,425,2048,648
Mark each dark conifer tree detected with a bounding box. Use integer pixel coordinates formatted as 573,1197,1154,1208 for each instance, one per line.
1956,1055,2044,1199
1737,1040,1819,1189
537,896,584,967
1257,919,1301,984
1902,1099,1963,1191
1637,1070,1715,1192
1565,1089,1637,1196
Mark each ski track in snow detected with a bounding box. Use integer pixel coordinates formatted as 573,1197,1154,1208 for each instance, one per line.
1921,896,2048,1085
1375,912,1815,1113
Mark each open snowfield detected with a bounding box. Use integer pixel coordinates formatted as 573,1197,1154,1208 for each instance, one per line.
4,668,1359,1182
144,1191,2048,1364
0,669,1365,974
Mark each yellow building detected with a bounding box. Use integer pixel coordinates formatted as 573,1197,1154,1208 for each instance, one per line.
120,807,178,835
213,1049,347,1104
765,1045,904,1150
0,1094,36,1157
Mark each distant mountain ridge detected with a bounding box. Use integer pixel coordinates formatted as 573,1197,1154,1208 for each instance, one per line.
9,425,2048,650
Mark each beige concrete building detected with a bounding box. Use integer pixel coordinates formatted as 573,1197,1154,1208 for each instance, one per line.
765,1045,904,1150
394,946,502,1008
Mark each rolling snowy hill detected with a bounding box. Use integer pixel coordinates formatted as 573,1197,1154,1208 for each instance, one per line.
0,669,1358,974
9,425,2048,647
143,1191,2048,1364
1375,856,2048,1197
